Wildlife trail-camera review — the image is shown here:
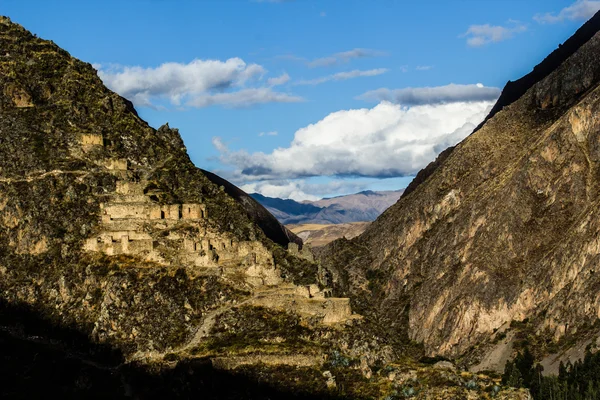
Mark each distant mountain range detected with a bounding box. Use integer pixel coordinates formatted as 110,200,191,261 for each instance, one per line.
287,222,371,247
250,190,404,224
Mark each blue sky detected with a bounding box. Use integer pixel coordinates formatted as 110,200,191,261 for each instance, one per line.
3,0,599,200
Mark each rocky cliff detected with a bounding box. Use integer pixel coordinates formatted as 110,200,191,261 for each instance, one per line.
321,10,600,367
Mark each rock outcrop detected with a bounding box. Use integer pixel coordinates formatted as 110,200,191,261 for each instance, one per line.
321,10,600,366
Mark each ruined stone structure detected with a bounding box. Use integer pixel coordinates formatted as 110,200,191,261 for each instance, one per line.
83,176,285,284
85,178,214,261
83,231,153,255
80,175,355,325
103,158,128,171
250,284,357,325
287,242,314,262
73,135,354,324
79,133,103,146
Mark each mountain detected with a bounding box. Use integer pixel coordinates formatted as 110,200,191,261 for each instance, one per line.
200,169,301,248
250,190,404,225
0,16,530,398
0,15,352,397
320,10,600,376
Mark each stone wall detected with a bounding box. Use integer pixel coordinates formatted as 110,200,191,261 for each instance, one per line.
80,175,357,326
84,231,153,255
250,293,354,325
102,202,206,222
79,133,103,146
287,242,314,262
182,203,206,219
103,159,128,171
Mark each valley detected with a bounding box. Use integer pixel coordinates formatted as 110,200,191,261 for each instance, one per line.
2,3,600,399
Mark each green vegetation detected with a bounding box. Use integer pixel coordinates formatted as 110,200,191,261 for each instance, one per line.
202,306,317,354
503,346,600,399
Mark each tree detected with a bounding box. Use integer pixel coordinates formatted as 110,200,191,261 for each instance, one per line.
503,360,524,388
515,347,535,385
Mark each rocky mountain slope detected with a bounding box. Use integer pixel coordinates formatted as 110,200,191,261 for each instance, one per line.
320,9,600,372
0,16,529,398
251,190,403,225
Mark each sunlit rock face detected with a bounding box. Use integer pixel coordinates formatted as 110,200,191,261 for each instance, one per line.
320,11,600,361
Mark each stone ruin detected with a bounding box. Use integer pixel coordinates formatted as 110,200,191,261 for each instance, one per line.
79,133,103,147
73,133,357,325
76,134,129,177
287,242,314,262
84,231,153,255
83,177,282,286
81,170,355,324
250,284,358,325
97,180,208,226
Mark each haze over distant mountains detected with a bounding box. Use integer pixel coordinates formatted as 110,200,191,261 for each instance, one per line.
250,189,404,225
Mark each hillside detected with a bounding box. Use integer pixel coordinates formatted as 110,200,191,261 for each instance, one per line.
251,190,403,225
320,9,600,375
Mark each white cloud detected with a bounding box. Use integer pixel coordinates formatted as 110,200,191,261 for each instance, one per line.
258,131,279,137
241,179,370,202
214,100,495,180
211,137,229,153
97,58,302,109
295,68,389,86
400,65,409,73
320,11,327,17
241,181,320,201
188,88,303,108
308,48,387,68
358,83,501,106
267,73,291,86
416,65,433,71
534,0,600,23
462,22,527,47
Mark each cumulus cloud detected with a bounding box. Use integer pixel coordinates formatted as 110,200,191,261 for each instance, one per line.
534,0,600,23
241,181,320,201
214,100,495,180
97,58,301,109
308,48,387,68
295,68,389,86
258,131,278,137
357,83,501,106
462,22,527,47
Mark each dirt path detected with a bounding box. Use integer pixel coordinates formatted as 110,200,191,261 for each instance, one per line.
0,170,89,183
178,284,297,354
